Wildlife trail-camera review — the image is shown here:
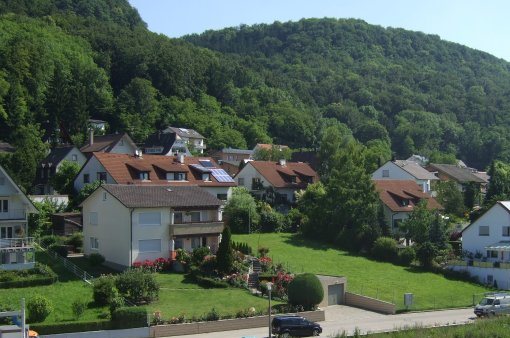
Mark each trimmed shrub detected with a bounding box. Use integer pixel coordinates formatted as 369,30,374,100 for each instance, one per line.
195,275,229,288
287,273,323,310
93,275,119,306
417,242,437,268
116,269,159,304
32,320,112,335
398,246,416,266
109,296,125,314
191,246,211,267
371,237,398,262
259,209,287,233
88,253,105,266
258,247,269,257
111,307,148,329
66,232,83,251
71,299,86,320
48,244,68,258
39,235,61,248
27,295,53,323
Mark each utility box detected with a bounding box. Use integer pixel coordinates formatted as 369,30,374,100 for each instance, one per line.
404,293,414,309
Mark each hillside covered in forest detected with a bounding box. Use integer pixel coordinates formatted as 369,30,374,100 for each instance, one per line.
0,0,510,189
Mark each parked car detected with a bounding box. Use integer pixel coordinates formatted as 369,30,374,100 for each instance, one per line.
474,293,510,317
271,315,322,337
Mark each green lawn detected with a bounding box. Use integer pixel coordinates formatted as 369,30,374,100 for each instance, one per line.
233,233,491,311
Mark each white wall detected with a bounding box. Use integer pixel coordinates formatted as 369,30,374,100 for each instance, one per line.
450,265,510,289
132,208,170,263
201,186,232,201
382,205,410,233
82,188,131,268
57,147,87,171
236,163,265,193
0,170,29,220
110,135,137,155
462,204,510,255
372,162,416,181
74,156,116,191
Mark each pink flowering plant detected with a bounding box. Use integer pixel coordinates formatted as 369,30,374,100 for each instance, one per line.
132,257,172,272
272,271,294,299
259,256,272,272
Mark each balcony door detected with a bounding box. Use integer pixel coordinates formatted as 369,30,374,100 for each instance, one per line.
0,226,13,239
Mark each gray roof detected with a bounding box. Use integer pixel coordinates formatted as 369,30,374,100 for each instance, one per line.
41,146,76,166
428,163,485,183
164,126,204,139
101,184,222,208
0,142,15,153
393,160,438,180
221,148,253,155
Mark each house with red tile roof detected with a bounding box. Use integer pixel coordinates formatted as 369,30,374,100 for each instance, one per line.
235,159,319,205
80,184,224,270
373,180,443,233
372,160,438,194
73,153,236,201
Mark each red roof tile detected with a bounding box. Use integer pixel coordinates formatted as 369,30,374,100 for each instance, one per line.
249,161,319,188
93,152,235,187
374,180,443,212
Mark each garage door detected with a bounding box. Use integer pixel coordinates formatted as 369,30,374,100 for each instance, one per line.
328,284,344,305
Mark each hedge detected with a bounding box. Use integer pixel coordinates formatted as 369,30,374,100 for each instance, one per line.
0,276,57,289
111,307,148,329
195,275,230,288
31,320,112,335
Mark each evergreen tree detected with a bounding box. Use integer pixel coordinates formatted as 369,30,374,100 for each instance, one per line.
216,226,234,275
429,213,449,250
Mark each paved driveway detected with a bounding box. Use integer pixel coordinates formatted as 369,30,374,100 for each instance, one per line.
179,306,475,338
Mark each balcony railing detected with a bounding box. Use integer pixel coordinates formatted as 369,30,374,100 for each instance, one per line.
170,221,224,236
0,209,26,220
449,259,510,270
0,237,35,249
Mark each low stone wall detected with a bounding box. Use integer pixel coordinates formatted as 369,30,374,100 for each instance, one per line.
345,292,396,314
41,327,149,338
150,310,325,337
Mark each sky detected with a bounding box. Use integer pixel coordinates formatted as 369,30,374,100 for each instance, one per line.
128,0,510,61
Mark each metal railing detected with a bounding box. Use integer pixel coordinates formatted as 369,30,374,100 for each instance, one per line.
0,237,34,249
449,259,510,269
0,209,26,220
36,243,94,284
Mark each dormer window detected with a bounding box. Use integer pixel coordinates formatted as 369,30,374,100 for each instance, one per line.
401,199,409,207
166,172,187,181
203,173,211,181
139,172,150,180
290,175,297,183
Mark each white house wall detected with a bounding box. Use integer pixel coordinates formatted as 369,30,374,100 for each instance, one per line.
110,136,137,155
236,163,264,192
450,265,510,289
382,205,410,232
372,162,415,180
82,188,131,268
201,186,232,201
462,204,510,255
132,207,170,264
57,148,87,171
74,156,116,192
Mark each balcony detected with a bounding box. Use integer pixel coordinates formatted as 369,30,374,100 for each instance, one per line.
0,209,26,220
170,221,224,237
0,237,35,250
449,259,510,270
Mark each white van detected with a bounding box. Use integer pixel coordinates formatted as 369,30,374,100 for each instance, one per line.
474,293,510,317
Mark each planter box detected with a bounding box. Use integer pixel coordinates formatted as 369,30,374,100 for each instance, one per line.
150,310,325,337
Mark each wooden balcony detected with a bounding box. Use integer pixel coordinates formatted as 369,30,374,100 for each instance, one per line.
0,209,26,220
170,221,224,237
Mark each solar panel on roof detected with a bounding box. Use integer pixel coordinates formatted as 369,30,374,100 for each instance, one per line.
211,169,235,182
199,160,215,168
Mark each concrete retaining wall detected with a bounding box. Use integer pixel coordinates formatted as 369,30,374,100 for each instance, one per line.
150,310,325,337
41,327,149,338
345,292,396,314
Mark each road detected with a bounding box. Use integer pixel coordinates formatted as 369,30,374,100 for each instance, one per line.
176,306,475,338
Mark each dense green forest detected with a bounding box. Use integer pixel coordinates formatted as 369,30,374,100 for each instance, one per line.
1,0,510,189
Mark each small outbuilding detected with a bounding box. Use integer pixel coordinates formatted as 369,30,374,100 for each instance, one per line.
316,275,347,307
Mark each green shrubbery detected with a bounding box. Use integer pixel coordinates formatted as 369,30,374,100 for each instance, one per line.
398,247,416,266
372,237,398,262
93,275,119,306
232,241,253,255
288,273,323,310
110,307,148,329
0,263,57,288
48,244,68,257
71,299,86,320
27,295,53,323
115,269,159,304
88,253,105,266
66,232,83,252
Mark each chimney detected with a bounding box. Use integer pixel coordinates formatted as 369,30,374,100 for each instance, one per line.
177,153,185,164
89,129,94,146
279,159,286,167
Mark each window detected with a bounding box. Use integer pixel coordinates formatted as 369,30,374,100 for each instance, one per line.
139,239,161,253
382,169,389,178
487,250,498,258
174,239,183,250
139,212,161,226
202,173,211,181
1,227,13,239
89,212,98,225
139,172,149,180
190,211,201,222
145,147,163,154
167,172,186,181
102,192,107,201
72,154,78,161
83,174,90,184
174,212,183,224
401,199,409,207
252,178,262,190
0,177,4,185
503,226,510,237
90,237,99,250
238,177,245,186
97,172,107,182
479,226,490,236
217,193,228,201
0,200,8,213
191,237,201,249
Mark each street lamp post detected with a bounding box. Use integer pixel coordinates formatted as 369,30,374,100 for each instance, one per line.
267,282,273,338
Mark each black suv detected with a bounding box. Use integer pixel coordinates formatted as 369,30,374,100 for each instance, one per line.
271,315,322,337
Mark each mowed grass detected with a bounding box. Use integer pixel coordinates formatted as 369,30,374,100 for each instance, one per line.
233,233,491,311
0,252,274,324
